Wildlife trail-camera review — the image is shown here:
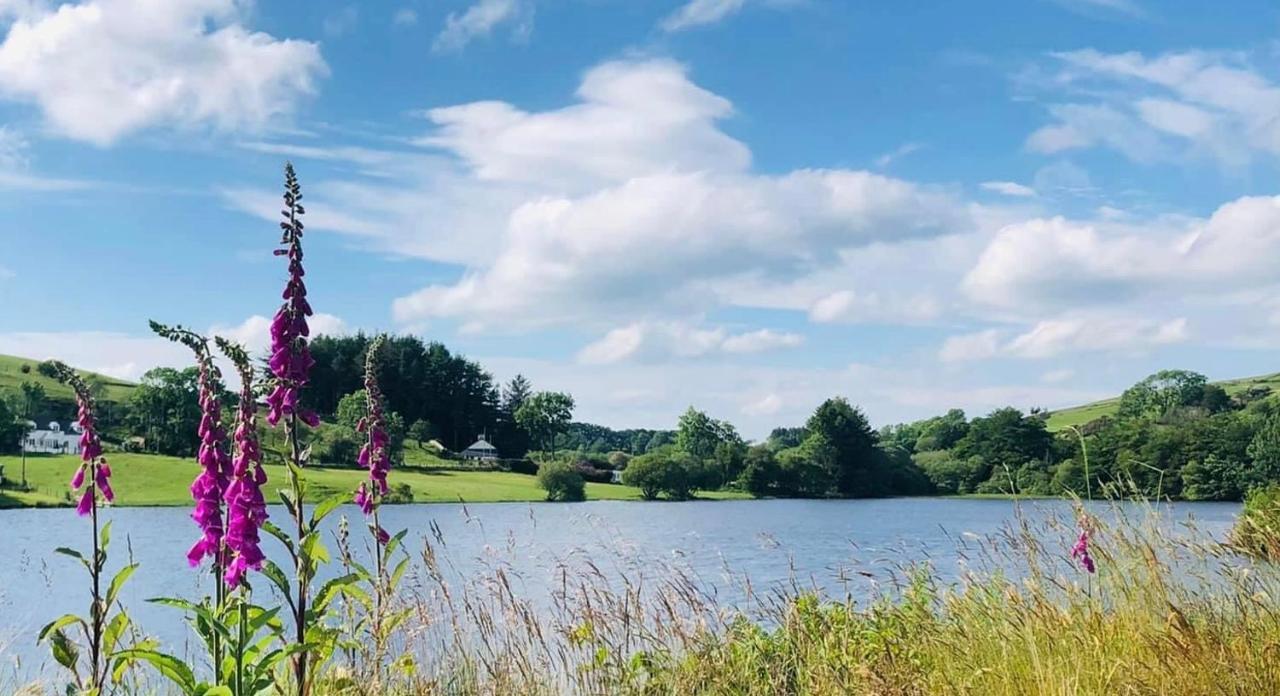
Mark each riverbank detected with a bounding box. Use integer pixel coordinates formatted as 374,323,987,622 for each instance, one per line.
0,453,749,508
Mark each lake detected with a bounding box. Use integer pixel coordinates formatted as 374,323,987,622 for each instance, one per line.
0,497,1242,682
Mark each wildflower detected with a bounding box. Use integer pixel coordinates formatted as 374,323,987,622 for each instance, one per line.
217,337,270,588
265,163,319,429
355,336,392,543
55,362,111,515
151,322,232,569
1071,529,1096,574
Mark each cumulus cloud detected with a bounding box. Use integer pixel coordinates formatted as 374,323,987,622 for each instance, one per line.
432,0,531,53
1024,49,1280,167
209,313,349,356
0,0,326,146
940,315,1188,362
963,196,1280,312
576,321,802,365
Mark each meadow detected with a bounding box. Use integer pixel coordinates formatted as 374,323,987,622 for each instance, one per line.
0,450,747,508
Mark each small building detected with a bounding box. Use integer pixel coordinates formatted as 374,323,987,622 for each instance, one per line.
25,420,81,455
461,436,499,461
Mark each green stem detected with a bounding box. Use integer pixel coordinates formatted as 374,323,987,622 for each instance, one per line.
287,409,310,696
89,467,103,692
236,595,247,696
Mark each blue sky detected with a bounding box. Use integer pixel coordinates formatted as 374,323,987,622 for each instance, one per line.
0,0,1278,438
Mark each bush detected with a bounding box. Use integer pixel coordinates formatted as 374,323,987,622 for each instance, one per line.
571,458,614,484
1232,484,1280,560
384,482,414,504
622,451,696,500
537,460,586,502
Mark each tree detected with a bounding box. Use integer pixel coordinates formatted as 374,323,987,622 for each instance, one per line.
622,450,696,500
498,374,534,456
1247,412,1280,488
336,389,405,466
407,419,435,448
1118,370,1210,420
767,427,808,450
675,407,741,460
806,398,883,497
515,391,575,456
536,460,586,501
914,409,969,452
127,367,201,456
739,445,779,497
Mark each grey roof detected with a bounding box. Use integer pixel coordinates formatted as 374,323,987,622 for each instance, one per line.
464,438,497,451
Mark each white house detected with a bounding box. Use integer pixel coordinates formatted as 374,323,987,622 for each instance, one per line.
461,436,499,461
25,420,82,455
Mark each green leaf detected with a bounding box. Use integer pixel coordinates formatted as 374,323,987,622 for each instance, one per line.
309,491,349,527
260,560,293,606
99,520,112,553
261,521,294,555
199,686,233,696
38,614,87,643
114,649,197,694
390,556,410,590
102,612,130,655
106,563,139,607
147,596,200,612
312,573,358,613
301,532,330,566
50,629,79,671
54,547,90,569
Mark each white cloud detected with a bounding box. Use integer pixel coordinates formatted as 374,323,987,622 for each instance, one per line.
938,329,1002,363
1025,49,1280,167
0,0,326,146
874,142,923,168
963,196,1280,313
433,0,531,53
210,313,349,356
661,0,745,31
807,289,941,324
980,180,1036,197
323,5,359,38
0,124,93,190
392,8,418,26
741,392,782,417
940,315,1188,362
1040,368,1074,384
576,321,802,365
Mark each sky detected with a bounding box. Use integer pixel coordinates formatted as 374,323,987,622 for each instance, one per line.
0,0,1278,439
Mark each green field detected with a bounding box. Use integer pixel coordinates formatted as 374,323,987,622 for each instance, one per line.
0,452,747,508
0,353,136,404
1045,371,1280,431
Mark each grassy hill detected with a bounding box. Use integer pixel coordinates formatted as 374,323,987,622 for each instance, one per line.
0,452,748,508
0,353,136,404
1045,371,1280,431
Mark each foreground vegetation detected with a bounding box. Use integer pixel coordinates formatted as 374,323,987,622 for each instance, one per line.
13,500,1275,695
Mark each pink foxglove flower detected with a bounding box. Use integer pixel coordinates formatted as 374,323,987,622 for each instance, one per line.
217,337,270,588
265,163,319,429
1071,528,1096,574
151,322,232,569
354,336,393,542
51,362,111,515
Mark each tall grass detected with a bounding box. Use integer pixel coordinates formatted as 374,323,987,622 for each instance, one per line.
14,502,1280,694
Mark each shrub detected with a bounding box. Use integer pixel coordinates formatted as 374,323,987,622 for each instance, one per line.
1232,484,1280,560
607,451,631,470
384,482,414,504
19,363,30,374
622,451,696,500
537,460,586,502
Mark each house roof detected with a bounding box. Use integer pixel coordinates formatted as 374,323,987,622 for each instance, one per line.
464,438,497,451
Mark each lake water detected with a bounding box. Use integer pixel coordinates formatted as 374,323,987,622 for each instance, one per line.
0,498,1242,682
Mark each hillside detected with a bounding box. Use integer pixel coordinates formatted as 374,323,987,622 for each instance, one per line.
0,353,136,404
1045,371,1280,431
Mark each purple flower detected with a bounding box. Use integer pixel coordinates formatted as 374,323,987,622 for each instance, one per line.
266,164,319,430
1071,529,1096,574
217,338,270,588
52,364,111,516
353,336,393,541
151,323,232,570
